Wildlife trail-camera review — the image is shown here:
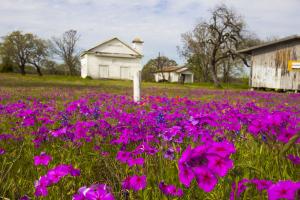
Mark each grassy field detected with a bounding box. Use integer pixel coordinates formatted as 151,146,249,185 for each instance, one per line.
0,73,249,103
0,73,249,90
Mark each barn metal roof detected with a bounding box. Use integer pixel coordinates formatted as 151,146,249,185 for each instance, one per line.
237,35,300,54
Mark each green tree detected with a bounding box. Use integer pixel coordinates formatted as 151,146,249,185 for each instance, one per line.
0,42,15,72
27,37,49,76
0,31,50,76
1,31,33,75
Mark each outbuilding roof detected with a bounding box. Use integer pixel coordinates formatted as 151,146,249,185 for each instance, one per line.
154,66,190,73
238,35,300,54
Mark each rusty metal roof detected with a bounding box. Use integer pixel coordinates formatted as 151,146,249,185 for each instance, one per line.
237,35,300,54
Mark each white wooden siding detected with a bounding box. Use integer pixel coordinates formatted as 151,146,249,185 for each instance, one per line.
120,67,130,79
154,70,194,83
251,43,300,90
99,65,109,78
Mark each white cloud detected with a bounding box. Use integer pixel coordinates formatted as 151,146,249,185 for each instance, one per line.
0,0,299,64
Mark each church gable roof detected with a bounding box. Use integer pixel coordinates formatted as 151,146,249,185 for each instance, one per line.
82,37,142,58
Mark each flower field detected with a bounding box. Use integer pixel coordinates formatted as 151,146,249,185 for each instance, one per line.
0,76,299,200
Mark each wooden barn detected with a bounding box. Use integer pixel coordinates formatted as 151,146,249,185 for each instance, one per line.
238,35,300,92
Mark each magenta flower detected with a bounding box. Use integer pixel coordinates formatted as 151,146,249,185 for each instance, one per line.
73,184,115,200
51,127,67,137
34,164,80,197
121,177,131,190
287,154,300,165
268,180,300,200
207,141,236,158
252,179,273,191
159,181,184,197
129,175,147,191
164,148,175,160
34,176,50,197
178,165,195,187
230,179,250,200
116,150,144,167
122,175,147,191
178,146,195,187
19,195,30,200
34,152,52,166
207,155,233,177
127,157,144,167
116,151,131,163
0,148,5,155
178,142,235,192
194,167,217,192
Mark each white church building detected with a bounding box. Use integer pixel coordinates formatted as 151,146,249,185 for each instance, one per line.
80,37,143,80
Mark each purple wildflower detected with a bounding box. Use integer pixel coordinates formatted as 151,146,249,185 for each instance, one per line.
159,181,184,197
287,154,300,165
252,179,273,191
19,195,30,200
230,179,250,200
268,180,300,200
34,152,52,166
73,184,115,200
34,164,80,197
178,142,235,192
122,175,147,191
0,148,5,155
164,148,175,160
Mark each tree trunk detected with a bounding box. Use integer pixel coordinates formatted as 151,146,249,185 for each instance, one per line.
222,61,231,83
210,63,222,88
66,60,75,76
34,64,43,76
19,64,26,75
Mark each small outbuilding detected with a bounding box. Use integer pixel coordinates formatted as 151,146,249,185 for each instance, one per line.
80,37,143,80
153,66,194,83
238,35,300,91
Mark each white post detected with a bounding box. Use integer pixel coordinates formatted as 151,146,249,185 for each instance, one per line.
133,71,141,102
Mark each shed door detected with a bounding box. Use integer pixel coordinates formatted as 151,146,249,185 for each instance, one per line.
120,67,130,79
99,65,109,78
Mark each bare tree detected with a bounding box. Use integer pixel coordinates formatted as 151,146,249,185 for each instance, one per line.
0,31,34,75
51,30,80,76
180,5,251,87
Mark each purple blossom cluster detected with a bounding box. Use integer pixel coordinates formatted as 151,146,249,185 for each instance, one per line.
73,184,114,200
159,181,184,197
34,152,52,166
231,179,300,200
179,141,235,192
116,151,144,167
122,175,147,191
0,91,299,199
34,164,80,196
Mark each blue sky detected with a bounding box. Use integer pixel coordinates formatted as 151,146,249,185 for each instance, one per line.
1,0,300,64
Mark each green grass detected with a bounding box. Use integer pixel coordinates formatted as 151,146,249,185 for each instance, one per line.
0,73,248,90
